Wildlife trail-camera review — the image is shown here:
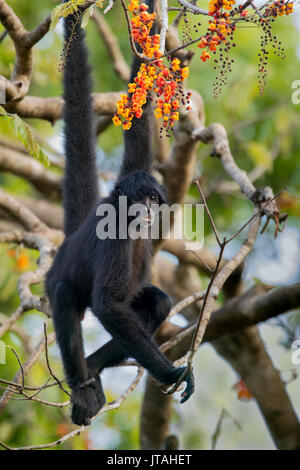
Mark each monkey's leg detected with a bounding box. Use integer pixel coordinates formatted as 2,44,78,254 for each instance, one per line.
86,285,171,374
133,285,172,331
52,281,105,425
91,284,181,387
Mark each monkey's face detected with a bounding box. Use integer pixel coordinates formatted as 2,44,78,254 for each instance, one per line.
127,189,165,229
134,193,159,227
115,171,167,230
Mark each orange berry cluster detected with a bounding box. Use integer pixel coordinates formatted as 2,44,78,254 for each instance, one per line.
113,1,190,132
113,58,188,131
129,1,161,59
208,0,235,15
198,15,235,62
153,57,189,130
264,0,294,17
196,0,239,62
197,0,241,97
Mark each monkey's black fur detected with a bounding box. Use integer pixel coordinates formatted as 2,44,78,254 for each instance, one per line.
46,0,194,426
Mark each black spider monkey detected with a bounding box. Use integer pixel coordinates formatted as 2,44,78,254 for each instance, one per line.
46,0,194,426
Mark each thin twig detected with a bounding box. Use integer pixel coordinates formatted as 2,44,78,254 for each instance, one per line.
0,30,7,42
0,367,144,450
6,345,25,391
190,250,214,273
43,323,70,396
188,248,224,365
166,290,206,321
0,377,65,391
167,202,262,395
194,179,222,247
211,408,242,450
176,0,209,15
120,0,148,60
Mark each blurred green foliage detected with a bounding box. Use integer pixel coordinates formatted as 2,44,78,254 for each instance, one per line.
0,0,299,450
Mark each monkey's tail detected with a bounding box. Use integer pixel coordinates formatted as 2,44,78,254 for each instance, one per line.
63,8,98,237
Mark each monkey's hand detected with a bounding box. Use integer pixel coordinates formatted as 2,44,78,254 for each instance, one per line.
166,366,195,404
71,374,106,426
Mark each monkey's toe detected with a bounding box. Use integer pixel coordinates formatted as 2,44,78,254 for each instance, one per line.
180,369,195,404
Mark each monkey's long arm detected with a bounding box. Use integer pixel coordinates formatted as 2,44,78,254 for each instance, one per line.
118,0,155,179
49,7,106,425
63,7,99,237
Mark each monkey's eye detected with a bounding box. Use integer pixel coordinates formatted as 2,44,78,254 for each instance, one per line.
150,194,158,202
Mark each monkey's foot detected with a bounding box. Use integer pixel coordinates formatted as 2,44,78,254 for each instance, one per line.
179,367,195,404
164,366,195,404
71,375,106,426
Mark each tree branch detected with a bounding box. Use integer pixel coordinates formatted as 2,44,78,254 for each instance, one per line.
0,144,62,199
160,89,205,205
0,0,51,102
192,123,256,200
214,327,300,450
4,92,123,123
161,282,300,361
159,0,168,53
0,189,49,233
92,9,130,82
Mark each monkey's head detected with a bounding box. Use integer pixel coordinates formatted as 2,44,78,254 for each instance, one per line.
114,170,167,227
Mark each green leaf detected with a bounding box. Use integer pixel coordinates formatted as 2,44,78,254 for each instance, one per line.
50,1,86,30
50,4,65,31
0,113,49,167
81,6,92,29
